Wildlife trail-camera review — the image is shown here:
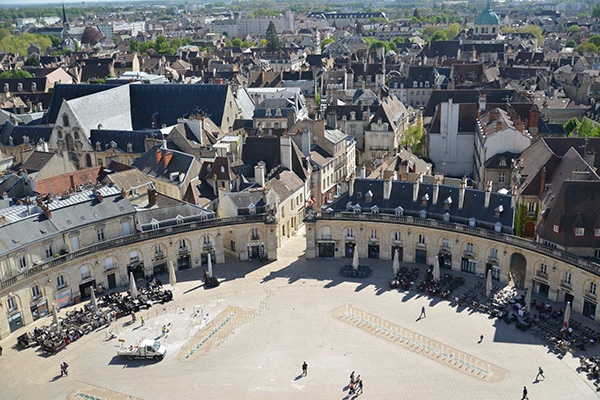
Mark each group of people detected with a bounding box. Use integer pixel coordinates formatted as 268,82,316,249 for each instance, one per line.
348,371,363,395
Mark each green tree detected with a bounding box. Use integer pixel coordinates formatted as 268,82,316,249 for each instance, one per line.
445,23,462,40
568,25,581,33
518,25,544,47
432,30,447,41
564,117,579,134
321,37,334,50
566,40,576,48
24,55,40,66
594,2,600,18
393,37,405,45
402,122,426,154
231,38,243,47
265,21,281,52
130,38,140,53
575,41,598,55
0,69,32,78
588,34,600,48
413,8,421,21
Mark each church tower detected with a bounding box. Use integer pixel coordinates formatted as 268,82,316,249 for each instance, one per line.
473,0,500,39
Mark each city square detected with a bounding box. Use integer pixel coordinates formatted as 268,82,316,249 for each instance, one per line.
0,231,598,400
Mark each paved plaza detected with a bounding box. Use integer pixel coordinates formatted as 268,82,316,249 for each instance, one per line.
1,228,599,399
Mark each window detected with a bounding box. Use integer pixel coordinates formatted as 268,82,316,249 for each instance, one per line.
62,114,69,127
490,248,498,261
394,232,401,242
321,227,331,239
595,228,600,237
97,158,103,167
553,225,560,233
539,263,547,275
45,244,53,259
18,254,27,270
418,234,426,245
466,242,474,255
249,204,257,215
176,215,184,225
346,228,354,239
575,227,585,237
81,265,91,280
31,285,41,299
251,227,260,240
203,235,211,246
155,244,164,257
151,219,160,229
105,257,115,270
528,202,536,213
442,238,450,250
96,228,105,242
564,271,572,286
281,206,285,218
179,239,188,251
499,157,507,167
592,282,598,296
370,229,378,239
498,173,505,183
57,275,66,289
595,249,600,259
7,296,16,311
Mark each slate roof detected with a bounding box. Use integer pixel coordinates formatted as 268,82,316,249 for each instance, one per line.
423,89,528,117
20,151,55,172
242,137,281,173
0,122,53,146
132,146,196,186
205,156,234,181
265,170,304,202
89,129,162,154
330,178,514,232
537,180,600,248
226,190,266,210
419,41,460,59
136,203,214,231
43,83,116,124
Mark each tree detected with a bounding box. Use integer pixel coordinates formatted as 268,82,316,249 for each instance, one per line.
356,21,365,35
594,2,600,18
575,41,598,55
564,117,579,135
566,40,576,48
393,37,405,46
130,38,139,53
24,55,40,66
231,38,243,47
80,26,103,46
402,122,426,154
413,8,421,21
0,69,32,78
445,23,462,40
321,38,334,50
432,30,447,41
588,34,600,48
518,25,544,47
568,25,581,33
265,21,281,52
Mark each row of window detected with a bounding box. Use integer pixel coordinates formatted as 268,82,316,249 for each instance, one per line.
551,225,600,237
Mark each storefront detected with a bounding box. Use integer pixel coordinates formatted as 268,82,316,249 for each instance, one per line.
485,263,501,280
79,279,96,300
30,299,49,321
201,248,216,265
438,251,451,269
583,298,597,320
177,255,191,270
391,246,404,262
55,288,72,309
368,244,380,259
153,263,167,277
415,249,427,264
345,242,355,258
318,242,335,258
8,311,22,332
461,257,477,274
128,261,145,281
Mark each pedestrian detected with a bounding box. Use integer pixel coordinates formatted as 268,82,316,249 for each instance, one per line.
521,385,528,399
0,344,3,356
140,317,145,326
357,378,363,394
349,381,355,394
420,306,426,318
161,325,167,338
479,334,484,343
350,371,355,384
60,362,69,376
131,313,136,323
536,366,545,381
302,361,308,376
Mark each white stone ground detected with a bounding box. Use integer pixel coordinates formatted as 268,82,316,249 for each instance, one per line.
1,227,599,399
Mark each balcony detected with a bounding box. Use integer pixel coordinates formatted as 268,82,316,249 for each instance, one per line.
416,242,426,248
154,252,166,260
488,255,498,264
178,246,190,254
251,234,261,241
463,251,475,258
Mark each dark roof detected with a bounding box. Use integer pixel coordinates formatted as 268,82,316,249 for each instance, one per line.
537,180,600,248
407,65,436,83
43,83,116,124
423,89,528,117
129,84,228,130
0,77,48,93
242,136,281,173
132,146,196,183
89,129,162,154
484,151,518,169
20,151,55,172
80,64,112,82
330,179,514,232
205,156,234,181
419,41,460,59
0,122,53,146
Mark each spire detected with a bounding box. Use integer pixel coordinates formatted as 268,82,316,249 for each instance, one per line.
485,0,492,10
62,2,69,25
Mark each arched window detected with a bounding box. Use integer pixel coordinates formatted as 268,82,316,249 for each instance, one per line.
321,226,331,239
62,114,69,127
345,228,354,239
442,238,450,249
81,265,91,280
203,235,212,246
466,242,474,255
591,282,597,296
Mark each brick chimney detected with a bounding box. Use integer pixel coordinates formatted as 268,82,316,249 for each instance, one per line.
529,106,540,135
163,150,173,167
43,204,52,219
148,187,157,206
539,167,546,194
515,120,524,133
155,148,162,164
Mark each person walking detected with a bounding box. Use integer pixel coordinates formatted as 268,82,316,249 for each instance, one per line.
356,378,363,394
536,366,545,381
479,334,484,343
60,362,69,376
302,361,308,376
161,325,167,338
419,306,426,319
349,381,355,395
521,385,528,399
140,317,145,326
350,371,355,384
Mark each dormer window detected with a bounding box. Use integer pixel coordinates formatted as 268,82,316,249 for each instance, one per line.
425,81,430,88
553,224,560,233
395,206,404,216
443,197,452,210
419,209,427,219
176,215,184,225
249,203,256,215
499,157,507,167
371,205,379,215
421,193,429,206
353,204,362,213
365,190,373,203
469,217,476,227
443,212,450,222
494,205,503,218
151,219,159,229
575,227,585,237
413,80,417,88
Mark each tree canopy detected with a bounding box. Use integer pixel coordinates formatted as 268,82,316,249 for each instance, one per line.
0,69,32,78
265,21,281,52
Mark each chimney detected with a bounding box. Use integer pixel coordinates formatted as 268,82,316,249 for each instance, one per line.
484,180,492,208
383,178,392,200
478,93,486,112
148,187,157,206
155,148,162,164
511,185,517,209
360,165,366,179
540,167,546,194
179,172,185,183
43,205,52,219
515,120,524,133
529,106,539,135
432,179,440,205
280,136,292,170
391,171,397,181
585,150,596,168
254,162,266,187
413,176,420,202
121,188,127,198
349,174,355,196
163,150,173,167
495,120,502,132
458,177,466,210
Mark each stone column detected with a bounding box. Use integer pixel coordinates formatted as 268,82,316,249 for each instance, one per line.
215,231,225,264
266,223,278,261
305,221,316,259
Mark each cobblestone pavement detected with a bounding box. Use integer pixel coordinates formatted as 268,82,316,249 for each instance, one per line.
1,228,599,399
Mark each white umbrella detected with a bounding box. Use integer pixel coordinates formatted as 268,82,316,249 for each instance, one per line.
485,269,493,298
52,303,60,333
90,287,98,310
433,260,441,283
169,260,177,288
129,271,138,298
525,286,532,313
392,249,400,276
207,253,213,278
564,301,571,330
352,247,359,271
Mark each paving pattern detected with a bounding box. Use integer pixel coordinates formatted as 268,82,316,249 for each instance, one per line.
333,304,505,381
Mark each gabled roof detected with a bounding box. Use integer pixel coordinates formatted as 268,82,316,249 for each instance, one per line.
89,129,162,154
43,83,116,124
205,156,234,181
132,146,196,185
0,122,53,146
20,151,55,172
